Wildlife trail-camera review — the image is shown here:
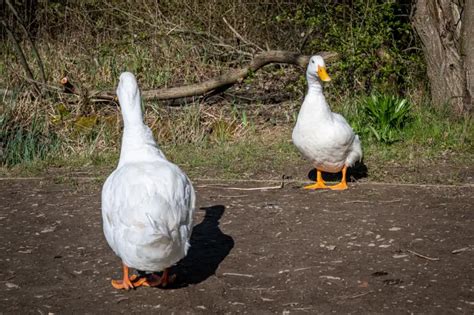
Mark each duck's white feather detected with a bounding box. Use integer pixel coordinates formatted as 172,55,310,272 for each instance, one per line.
292,55,362,173
102,72,195,272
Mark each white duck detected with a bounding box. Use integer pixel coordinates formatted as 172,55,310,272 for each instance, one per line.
292,55,362,190
101,72,196,290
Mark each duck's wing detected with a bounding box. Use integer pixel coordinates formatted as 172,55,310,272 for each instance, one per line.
332,112,351,127
331,112,362,165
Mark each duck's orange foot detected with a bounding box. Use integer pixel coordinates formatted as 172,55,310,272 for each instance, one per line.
304,169,329,190
142,269,176,288
329,182,348,190
111,274,139,290
304,182,328,190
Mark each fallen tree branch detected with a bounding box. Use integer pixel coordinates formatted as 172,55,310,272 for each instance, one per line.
2,50,338,103
95,50,338,101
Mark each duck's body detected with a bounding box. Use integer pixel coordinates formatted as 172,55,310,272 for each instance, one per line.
102,72,195,289
292,55,362,190
102,159,195,272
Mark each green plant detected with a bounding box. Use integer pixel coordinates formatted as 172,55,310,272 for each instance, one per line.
0,111,59,166
359,94,411,143
231,104,250,128
281,0,425,96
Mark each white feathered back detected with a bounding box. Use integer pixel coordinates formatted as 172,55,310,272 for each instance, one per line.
102,72,195,272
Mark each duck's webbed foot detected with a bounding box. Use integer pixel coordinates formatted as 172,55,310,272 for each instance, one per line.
304,182,328,189
328,166,348,190
141,268,176,287
328,181,348,190
304,169,328,190
111,264,140,290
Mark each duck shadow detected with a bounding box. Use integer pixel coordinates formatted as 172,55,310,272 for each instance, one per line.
166,205,234,288
307,161,368,182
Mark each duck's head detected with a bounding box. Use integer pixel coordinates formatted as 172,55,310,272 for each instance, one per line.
117,72,139,102
306,55,331,82
116,72,143,125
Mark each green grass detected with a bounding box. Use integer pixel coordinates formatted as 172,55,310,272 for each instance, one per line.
1,109,471,185
1,87,472,184
0,112,60,167
164,135,299,180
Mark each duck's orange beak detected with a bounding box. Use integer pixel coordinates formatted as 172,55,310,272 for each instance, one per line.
317,66,331,82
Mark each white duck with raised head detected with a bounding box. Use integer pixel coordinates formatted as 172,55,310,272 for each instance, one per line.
102,72,195,289
292,55,362,190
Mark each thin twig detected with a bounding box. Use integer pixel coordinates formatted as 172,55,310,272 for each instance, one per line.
196,182,283,191
222,272,254,278
217,194,249,198
197,176,285,191
407,250,440,261
5,0,47,83
379,198,403,204
1,88,14,98
0,19,40,96
22,76,63,92
343,200,371,204
349,291,374,299
299,26,314,52
222,17,264,52
451,246,473,254
211,43,253,56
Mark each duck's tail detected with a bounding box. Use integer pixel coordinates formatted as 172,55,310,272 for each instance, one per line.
145,212,173,244
346,135,363,167
145,211,190,254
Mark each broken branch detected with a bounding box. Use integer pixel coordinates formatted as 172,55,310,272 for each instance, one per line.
95,50,338,102
2,50,338,103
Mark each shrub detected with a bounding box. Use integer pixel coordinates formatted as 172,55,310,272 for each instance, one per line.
279,0,425,96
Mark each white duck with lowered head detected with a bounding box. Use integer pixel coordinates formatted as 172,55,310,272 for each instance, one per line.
292,55,362,190
101,72,196,290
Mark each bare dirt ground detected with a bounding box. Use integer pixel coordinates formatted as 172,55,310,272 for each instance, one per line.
0,176,473,314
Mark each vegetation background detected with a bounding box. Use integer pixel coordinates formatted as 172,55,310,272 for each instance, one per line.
0,0,472,183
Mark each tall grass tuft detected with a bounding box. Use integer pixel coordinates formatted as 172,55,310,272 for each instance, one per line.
1,104,59,166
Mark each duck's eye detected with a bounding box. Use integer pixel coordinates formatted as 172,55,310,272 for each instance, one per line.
311,60,315,64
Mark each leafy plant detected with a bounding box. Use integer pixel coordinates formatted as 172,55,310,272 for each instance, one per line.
359,94,411,143
280,0,425,96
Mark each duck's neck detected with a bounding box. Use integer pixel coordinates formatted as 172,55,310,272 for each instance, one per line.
307,75,324,95
117,114,165,168
301,75,332,118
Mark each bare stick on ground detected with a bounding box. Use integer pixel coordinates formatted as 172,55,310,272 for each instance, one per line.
407,249,440,261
